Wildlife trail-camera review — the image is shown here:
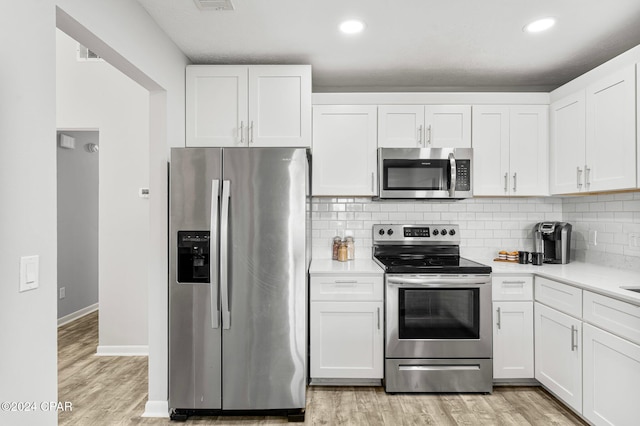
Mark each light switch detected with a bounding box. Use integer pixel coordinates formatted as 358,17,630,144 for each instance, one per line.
19,255,39,292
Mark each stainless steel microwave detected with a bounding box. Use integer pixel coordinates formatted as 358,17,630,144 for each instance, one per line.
378,148,473,199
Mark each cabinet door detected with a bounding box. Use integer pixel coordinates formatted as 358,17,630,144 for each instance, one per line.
424,105,471,148
509,106,549,196
534,302,582,412
312,105,378,196
472,106,510,195
493,301,534,379
186,66,248,147
377,105,425,148
248,65,311,147
550,91,586,194
310,301,383,379
586,65,636,192
583,324,640,426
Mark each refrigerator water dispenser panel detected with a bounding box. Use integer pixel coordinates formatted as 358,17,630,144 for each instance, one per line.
177,231,210,283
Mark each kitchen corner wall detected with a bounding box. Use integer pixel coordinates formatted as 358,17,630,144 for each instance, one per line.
563,192,640,272
312,193,640,272
311,197,563,260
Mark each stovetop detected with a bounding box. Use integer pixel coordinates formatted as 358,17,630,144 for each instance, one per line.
373,254,492,274
372,224,492,275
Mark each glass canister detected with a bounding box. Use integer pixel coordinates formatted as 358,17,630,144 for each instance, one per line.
337,242,348,262
332,236,342,260
345,236,355,260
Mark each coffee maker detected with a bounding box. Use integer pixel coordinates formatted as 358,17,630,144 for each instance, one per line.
533,222,572,264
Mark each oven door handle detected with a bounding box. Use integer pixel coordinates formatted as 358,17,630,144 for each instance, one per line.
387,276,489,286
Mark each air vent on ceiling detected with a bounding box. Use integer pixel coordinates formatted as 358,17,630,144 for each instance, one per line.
194,0,235,11
76,43,103,62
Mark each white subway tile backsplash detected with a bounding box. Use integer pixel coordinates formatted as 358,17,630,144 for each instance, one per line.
311,192,640,270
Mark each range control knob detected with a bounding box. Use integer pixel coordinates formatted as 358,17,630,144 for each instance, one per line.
378,229,385,236
432,229,439,236
449,229,456,236
387,229,394,236
441,229,448,236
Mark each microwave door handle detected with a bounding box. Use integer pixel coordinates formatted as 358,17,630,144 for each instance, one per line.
448,153,456,197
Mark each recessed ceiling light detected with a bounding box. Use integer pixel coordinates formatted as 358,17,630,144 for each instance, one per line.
339,20,365,34
524,17,556,33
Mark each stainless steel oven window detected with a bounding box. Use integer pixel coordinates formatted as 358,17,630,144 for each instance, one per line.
398,288,480,340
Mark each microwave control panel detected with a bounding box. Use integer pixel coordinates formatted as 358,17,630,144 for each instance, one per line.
455,160,471,191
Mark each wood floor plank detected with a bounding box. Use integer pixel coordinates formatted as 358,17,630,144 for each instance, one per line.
59,313,588,425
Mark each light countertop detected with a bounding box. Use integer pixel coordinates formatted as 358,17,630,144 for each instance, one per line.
309,256,640,306
468,256,640,306
309,258,384,275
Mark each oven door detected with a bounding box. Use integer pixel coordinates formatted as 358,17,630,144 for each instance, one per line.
385,274,492,359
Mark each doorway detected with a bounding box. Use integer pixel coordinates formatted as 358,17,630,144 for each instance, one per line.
56,130,99,325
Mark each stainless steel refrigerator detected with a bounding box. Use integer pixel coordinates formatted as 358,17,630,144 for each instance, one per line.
168,147,309,421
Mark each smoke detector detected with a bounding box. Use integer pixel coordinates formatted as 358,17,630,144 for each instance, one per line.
193,0,235,11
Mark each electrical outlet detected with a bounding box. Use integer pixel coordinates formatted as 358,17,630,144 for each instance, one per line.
630,232,640,248
59,287,66,299
588,230,598,246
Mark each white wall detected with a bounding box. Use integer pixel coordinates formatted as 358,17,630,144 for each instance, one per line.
0,1,187,423
57,130,99,321
55,0,189,415
0,2,58,425
56,29,149,351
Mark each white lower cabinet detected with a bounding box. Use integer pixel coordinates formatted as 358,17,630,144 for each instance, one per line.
493,301,534,379
492,275,534,380
583,323,640,426
534,302,583,413
310,301,383,379
309,272,384,382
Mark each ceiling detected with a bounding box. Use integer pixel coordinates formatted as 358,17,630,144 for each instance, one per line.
135,0,640,92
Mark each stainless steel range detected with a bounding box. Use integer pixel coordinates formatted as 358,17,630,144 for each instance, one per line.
372,224,493,393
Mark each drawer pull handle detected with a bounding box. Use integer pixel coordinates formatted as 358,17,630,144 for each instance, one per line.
377,307,381,330
496,307,501,330
501,281,526,285
334,280,357,284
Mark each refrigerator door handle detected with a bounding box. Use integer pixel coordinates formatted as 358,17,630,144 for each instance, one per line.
210,180,221,329
221,180,231,330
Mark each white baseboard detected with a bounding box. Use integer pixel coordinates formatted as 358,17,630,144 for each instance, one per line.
142,400,169,418
57,303,99,327
96,345,149,356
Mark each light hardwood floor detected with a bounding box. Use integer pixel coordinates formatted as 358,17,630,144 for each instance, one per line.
59,312,587,425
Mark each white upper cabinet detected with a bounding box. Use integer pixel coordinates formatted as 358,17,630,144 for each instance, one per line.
425,105,471,148
378,105,471,148
186,65,311,147
472,105,548,196
312,105,378,196
377,105,424,148
585,65,636,192
550,65,636,194
509,106,549,195
186,66,248,147
550,91,587,194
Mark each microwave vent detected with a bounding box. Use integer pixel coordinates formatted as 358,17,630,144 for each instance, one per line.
194,0,235,11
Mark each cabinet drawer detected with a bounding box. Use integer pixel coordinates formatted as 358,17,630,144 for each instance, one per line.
310,276,383,301
583,291,640,346
492,276,533,301
535,277,582,318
